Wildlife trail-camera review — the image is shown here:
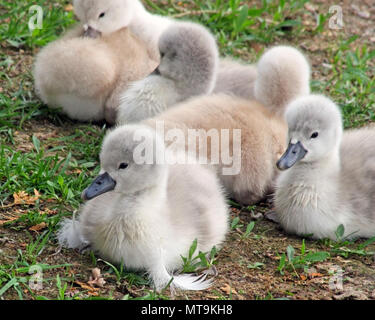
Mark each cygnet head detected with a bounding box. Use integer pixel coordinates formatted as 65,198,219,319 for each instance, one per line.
155,22,219,99
82,125,168,200
74,0,135,36
277,95,343,170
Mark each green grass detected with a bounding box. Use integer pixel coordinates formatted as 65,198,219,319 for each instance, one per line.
146,0,309,55
1,0,375,300
311,36,375,127
180,239,218,273
277,240,330,276
0,0,75,49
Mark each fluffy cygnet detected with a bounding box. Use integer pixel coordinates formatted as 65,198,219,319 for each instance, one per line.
143,46,311,205
274,95,375,240
116,22,219,124
73,0,173,59
58,125,229,291
34,27,156,124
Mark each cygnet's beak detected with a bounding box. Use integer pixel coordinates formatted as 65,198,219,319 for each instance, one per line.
151,66,161,76
83,26,102,39
277,141,307,170
82,172,116,201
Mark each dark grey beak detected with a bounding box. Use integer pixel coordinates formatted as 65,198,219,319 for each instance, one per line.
83,26,102,39
151,67,161,76
277,141,307,170
82,172,116,201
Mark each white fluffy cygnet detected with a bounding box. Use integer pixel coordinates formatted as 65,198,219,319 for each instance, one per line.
275,94,375,240
73,0,173,59
58,125,229,291
116,22,219,124
33,27,156,124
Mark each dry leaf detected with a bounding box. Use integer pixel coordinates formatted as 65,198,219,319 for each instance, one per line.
19,242,27,248
12,189,40,206
300,274,307,281
64,4,74,12
40,208,57,216
220,284,237,295
0,216,18,226
75,280,99,296
309,272,324,279
88,268,106,288
29,222,47,232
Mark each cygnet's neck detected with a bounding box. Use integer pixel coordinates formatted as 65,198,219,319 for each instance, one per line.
175,70,216,102
117,169,169,219
129,2,171,46
175,82,204,102
294,148,341,180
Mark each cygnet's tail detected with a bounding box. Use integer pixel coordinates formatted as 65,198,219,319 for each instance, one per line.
254,45,311,118
57,215,89,250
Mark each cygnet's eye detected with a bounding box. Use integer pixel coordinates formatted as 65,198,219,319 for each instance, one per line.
99,12,105,18
169,51,177,60
310,132,319,139
118,163,128,170
160,52,165,59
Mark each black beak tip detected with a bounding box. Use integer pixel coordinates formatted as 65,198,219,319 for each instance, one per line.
83,26,102,38
276,159,288,171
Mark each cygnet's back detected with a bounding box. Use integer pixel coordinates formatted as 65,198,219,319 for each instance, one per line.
213,58,257,100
